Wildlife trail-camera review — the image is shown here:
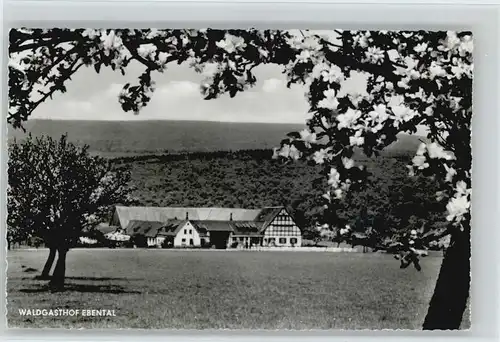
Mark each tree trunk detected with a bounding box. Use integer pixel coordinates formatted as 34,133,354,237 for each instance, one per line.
39,247,57,279
423,228,470,330
49,248,68,292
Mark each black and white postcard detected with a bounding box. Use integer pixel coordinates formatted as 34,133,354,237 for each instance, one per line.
7,28,472,330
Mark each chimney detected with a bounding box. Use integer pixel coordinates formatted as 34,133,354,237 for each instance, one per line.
230,213,233,221
186,212,189,220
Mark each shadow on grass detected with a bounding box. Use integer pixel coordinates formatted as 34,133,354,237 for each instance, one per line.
19,284,141,294
24,276,142,281
65,276,143,281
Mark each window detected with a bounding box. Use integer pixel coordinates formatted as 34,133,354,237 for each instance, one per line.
232,237,238,242
184,229,187,234
189,229,192,234
290,238,298,245
268,227,297,236
279,238,287,244
181,238,186,243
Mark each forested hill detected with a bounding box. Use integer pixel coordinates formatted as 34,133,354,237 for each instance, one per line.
112,149,447,240
8,119,425,157
9,119,442,240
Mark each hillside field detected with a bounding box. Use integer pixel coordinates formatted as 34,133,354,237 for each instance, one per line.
7,248,471,330
8,119,424,157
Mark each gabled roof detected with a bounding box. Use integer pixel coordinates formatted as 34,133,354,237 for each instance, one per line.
255,207,285,230
82,223,119,235
125,220,165,237
114,206,262,230
97,224,120,235
157,220,188,237
125,219,189,238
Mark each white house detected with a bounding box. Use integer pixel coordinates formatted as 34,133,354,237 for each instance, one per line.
260,208,302,247
111,205,302,249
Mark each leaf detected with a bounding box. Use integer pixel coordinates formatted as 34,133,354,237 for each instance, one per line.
94,63,101,74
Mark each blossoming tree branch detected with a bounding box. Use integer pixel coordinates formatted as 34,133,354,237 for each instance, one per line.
8,28,472,329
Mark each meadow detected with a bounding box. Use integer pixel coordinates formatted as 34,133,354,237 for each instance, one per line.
6,248,469,330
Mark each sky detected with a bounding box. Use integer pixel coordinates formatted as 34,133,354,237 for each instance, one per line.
29,29,344,125
26,29,427,135
31,62,316,124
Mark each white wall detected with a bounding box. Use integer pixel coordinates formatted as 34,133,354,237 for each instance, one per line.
147,236,165,247
263,236,302,247
173,222,201,247
263,209,302,247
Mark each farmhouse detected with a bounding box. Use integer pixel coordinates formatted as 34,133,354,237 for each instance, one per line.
110,206,302,248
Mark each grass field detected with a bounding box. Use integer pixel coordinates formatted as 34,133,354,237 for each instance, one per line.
7,248,471,330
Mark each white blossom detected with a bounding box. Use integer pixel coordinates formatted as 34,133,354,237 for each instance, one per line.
158,52,171,65
439,31,461,52
446,195,470,223
349,133,365,147
444,164,457,182
455,180,470,197
342,157,355,169
279,144,301,160
137,43,157,59
321,64,344,84
328,168,341,188
313,148,331,164
333,189,343,199
412,155,429,170
258,48,269,58
301,36,323,51
368,104,390,124
317,89,339,110
82,29,99,40
429,62,447,79
337,108,361,130
297,50,312,63
215,34,247,54
426,142,455,160
100,30,123,53
414,42,428,54
353,32,369,48
459,35,473,56
416,143,427,156
299,129,317,147
365,46,385,64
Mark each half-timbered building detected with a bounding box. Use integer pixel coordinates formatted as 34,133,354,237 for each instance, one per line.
110,205,302,248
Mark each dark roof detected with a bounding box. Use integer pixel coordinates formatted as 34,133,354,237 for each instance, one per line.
254,207,284,230
231,221,262,236
190,220,234,232
125,220,165,237
83,223,119,235
254,207,282,222
157,220,187,237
